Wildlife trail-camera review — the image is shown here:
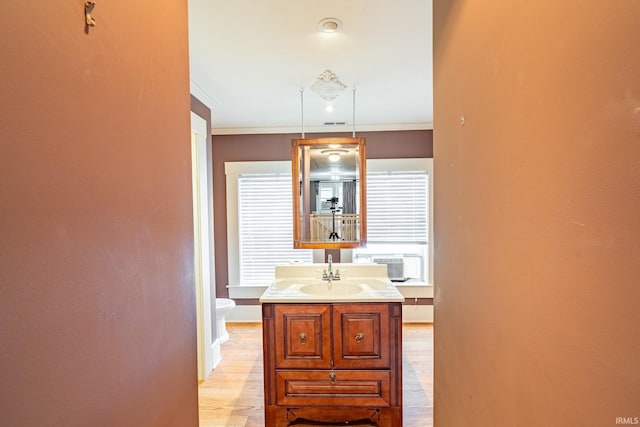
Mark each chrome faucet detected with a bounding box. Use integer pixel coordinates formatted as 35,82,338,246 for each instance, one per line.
322,254,341,281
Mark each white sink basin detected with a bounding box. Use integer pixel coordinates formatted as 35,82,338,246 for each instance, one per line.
259,263,405,303
299,283,363,296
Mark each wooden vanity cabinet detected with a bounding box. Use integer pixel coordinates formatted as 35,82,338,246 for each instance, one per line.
262,302,402,427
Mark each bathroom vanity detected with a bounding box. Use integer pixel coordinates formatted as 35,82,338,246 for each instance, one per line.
260,264,404,427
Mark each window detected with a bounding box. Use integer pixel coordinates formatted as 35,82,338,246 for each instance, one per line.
367,172,428,244
354,158,433,283
238,174,313,285
226,158,433,299
226,162,313,295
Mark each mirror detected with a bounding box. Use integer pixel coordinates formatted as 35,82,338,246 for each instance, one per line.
292,137,366,249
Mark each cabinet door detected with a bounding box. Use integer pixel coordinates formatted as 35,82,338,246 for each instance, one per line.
333,303,390,369
275,304,331,369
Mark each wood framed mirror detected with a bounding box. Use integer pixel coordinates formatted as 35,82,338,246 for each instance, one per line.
292,137,366,249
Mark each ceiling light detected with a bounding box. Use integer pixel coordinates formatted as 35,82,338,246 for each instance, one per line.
321,148,348,163
310,70,347,103
321,149,348,155
319,18,342,33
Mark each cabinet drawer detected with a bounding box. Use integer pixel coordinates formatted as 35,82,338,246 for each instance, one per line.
276,370,391,407
333,304,390,369
274,304,331,368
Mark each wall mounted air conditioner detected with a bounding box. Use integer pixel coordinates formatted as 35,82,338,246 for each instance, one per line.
373,257,406,282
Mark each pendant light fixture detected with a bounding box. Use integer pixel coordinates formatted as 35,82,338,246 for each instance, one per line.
301,69,357,137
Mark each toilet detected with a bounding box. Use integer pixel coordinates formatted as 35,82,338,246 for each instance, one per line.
215,298,236,344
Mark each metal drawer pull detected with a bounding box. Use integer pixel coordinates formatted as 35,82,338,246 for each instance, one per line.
355,332,365,343
299,333,307,343
329,370,336,384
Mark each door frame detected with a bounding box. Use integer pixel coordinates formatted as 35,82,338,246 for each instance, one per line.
191,112,219,381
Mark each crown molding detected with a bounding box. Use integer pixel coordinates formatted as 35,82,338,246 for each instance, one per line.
211,122,433,136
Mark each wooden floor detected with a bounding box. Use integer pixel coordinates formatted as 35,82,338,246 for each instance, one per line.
198,322,433,427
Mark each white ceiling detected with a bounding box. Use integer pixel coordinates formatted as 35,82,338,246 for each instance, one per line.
188,0,433,135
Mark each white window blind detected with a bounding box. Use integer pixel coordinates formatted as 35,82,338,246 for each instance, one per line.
366,171,428,244
238,174,313,285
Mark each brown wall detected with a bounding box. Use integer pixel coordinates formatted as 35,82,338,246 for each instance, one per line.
212,130,433,299
434,2,640,426
0,2,199,426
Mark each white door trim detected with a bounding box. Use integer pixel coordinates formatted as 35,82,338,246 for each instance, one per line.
191,112,215,381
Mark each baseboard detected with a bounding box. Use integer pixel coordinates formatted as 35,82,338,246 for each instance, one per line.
402,304,434,322
211,338,222,370
226,305,263,323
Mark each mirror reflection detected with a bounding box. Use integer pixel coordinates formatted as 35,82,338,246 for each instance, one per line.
292,137,366,248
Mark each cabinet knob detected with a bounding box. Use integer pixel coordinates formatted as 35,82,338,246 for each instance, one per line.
299,333,307,343
329,370,336,384
355,332,365,343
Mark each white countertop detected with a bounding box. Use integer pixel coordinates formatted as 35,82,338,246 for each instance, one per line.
259,263,406,303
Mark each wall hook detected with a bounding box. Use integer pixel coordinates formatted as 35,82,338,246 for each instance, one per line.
85,1,96,27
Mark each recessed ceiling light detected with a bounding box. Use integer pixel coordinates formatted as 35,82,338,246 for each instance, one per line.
318,18,342,33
